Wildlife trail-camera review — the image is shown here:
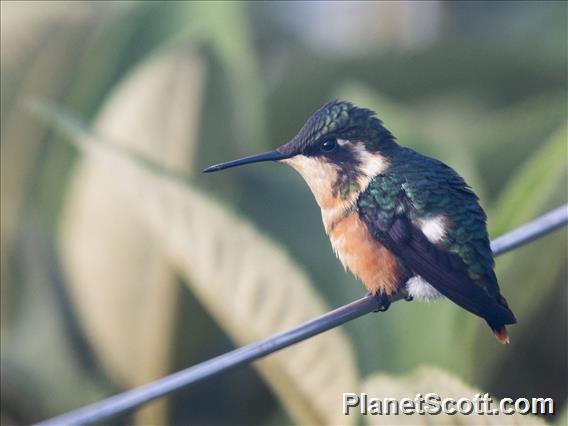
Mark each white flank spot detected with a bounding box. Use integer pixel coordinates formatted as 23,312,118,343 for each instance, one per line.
419,215,447,243
406,276,443,301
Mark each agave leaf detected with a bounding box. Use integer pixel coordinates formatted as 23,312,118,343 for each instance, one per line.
41,104,359,424
362,366,546,425
58,47,206,424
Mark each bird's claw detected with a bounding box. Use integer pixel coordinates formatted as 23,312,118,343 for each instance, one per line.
365,291,391,313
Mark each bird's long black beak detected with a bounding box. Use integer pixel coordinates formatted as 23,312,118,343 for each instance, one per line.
202,150,290,173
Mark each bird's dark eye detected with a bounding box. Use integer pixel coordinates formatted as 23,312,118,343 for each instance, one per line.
320,138,337,153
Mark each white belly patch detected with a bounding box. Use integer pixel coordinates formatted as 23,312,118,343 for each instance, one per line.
406,276,443,301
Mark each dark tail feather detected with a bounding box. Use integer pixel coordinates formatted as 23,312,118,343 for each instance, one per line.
488,322,510,344
487,291,516,343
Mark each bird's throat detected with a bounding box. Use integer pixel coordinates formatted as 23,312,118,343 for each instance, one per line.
281,155,356,206
281,148,390,232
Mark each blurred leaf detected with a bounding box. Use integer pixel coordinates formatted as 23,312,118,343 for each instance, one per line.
182,1,266,153
488,126,566,326
132,169,359,425
362,366,546,425
490,127,567,236
8,3,568,424
0,1,112,332
37,106,359,425
473,94,567,201
557,404,568,426
58,46,206,424
471,127,567,397
0,2,99,77
2,227,110,421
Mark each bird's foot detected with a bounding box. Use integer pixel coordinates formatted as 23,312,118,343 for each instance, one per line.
365,291,391,312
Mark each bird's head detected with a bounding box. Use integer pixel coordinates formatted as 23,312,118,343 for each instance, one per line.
204,100,398,211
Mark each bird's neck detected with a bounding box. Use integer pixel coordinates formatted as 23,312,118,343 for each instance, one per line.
283,145,392,233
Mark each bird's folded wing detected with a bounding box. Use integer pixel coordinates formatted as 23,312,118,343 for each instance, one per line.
371,215,516,325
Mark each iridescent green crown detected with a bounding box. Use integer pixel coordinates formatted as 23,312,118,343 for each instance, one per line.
283,100,395,154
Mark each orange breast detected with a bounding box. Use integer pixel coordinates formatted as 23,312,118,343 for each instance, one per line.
328,212,404,296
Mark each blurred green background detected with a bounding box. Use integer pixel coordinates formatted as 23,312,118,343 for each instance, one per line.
1,1,566,425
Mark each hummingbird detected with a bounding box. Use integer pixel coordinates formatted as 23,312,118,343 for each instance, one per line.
204,100,516,344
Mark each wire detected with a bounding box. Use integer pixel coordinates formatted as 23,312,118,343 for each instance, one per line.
490,205,567,255
38,204,568,426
